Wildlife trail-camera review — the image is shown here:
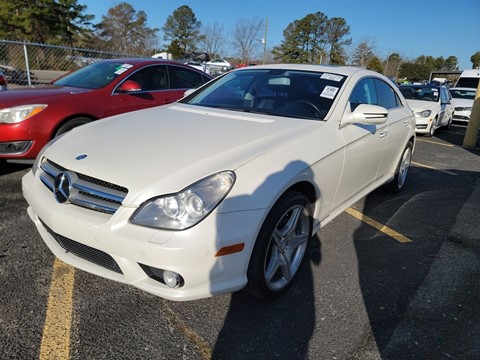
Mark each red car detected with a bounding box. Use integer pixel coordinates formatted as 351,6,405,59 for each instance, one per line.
0,58,212,162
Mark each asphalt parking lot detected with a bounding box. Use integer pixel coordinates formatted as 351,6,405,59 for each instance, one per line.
1,124,479,360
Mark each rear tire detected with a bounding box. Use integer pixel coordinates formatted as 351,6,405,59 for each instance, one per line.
245,191,312,301
55,117,92,137
388,142,413,193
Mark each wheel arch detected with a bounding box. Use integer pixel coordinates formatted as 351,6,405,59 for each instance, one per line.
285,181,317,209
244,180,318,261
51,114,98,139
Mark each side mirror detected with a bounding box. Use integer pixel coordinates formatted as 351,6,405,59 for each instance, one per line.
183,88,196,97
117,80,142,93
341,104,388,127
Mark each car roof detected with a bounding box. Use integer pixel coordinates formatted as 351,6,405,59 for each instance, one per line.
98,58,184,66
399,84,442,89
449,87,477,91
232,64,380,78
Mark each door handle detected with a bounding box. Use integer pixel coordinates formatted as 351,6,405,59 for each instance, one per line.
379,129,388,138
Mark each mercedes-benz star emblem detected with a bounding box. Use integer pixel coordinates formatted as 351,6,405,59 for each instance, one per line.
53,172,73,204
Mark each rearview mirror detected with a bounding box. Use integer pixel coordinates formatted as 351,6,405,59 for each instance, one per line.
341,104,388,127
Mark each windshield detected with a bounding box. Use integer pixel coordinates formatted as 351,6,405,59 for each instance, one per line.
456,77,479,89
449,88,476,100
180,68,346,120
399,86,439,102
53,61,133,89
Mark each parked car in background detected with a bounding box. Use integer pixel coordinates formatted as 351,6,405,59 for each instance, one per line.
455,69,480,89
206,58,232,74
184,61,210,74
0,64,34,85
23,64,415,301
0,70,6,91
449,87,476,123
399,84,454,136
0,58,212,162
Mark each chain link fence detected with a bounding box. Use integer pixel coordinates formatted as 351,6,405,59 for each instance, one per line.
0,40,144,87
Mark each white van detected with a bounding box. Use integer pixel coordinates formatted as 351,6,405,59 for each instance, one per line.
455,69,480,88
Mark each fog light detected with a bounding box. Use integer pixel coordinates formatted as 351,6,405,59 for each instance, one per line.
0,141,32,154
163,270,181,288
138,263,184,288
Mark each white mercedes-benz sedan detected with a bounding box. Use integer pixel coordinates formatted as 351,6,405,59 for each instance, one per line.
23,64,416,301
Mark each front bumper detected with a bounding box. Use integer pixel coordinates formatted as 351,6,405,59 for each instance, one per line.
414,116,434,134
452,110,470,123
22,170,263,301
0,121,48,160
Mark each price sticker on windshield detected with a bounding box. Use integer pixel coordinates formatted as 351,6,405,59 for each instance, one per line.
321,73,343,82
114,63,134,75
320,86,339,99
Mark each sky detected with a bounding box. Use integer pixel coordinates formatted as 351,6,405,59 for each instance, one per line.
78,0,480,70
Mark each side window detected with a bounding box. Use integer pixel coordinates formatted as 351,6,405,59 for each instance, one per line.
168,66,204,89
374,79,401,109
349,78,377,111
126,65,167,91
441,88,451,102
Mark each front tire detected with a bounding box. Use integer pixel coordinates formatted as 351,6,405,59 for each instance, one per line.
388,141,413,193
245,191,312,301
426,117,437,137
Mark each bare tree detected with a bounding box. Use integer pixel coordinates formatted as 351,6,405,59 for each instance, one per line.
232,17,264,64
384,52,403,78
199,22,226,58
351,39,376,68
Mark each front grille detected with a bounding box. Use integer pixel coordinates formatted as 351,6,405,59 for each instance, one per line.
39,159,128,215
41,219,123,274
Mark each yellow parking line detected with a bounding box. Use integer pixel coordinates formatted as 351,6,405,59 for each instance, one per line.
412,161,458,176
416,138,455,147
345,207,412,243
40,259,75,360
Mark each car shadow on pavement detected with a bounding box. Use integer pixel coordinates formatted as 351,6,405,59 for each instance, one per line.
352,164,480,359
0,161,31,176
211,235,321,359
210,160,321,359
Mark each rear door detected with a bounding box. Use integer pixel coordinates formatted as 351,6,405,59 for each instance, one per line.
374,78,413,180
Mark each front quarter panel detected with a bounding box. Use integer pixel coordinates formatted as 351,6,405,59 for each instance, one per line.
220,121,345,226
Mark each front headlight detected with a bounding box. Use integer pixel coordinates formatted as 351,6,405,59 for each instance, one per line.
130,171,236,230
0,104,47,124
415,110,432,118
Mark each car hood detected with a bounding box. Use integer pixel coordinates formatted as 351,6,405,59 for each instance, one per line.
44,103,319,205
0,85,93,107
405,99,438,112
